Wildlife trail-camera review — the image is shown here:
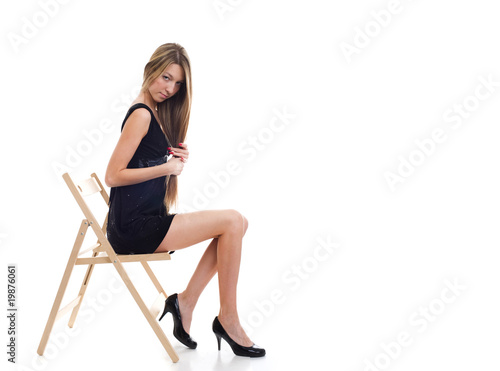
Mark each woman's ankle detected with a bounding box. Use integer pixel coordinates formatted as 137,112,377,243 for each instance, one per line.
178,291,197,311
218,311,241,327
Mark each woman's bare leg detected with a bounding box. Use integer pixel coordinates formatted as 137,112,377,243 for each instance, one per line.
156,209,252,346
178,216,248,333
177,238,218,333
214,217,251,345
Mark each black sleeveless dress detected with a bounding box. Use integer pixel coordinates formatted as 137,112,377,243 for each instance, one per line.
106,103,176,254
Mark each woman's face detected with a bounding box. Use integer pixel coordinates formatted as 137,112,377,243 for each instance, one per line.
149,63,185,102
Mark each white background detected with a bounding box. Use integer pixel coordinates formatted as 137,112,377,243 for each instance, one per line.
1,0,500,370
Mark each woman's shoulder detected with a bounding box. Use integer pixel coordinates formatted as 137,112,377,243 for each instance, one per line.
121,103,154,132
124,102,156,123
128,101,154,115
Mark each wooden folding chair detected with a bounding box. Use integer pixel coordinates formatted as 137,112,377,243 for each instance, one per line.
37,172,179,363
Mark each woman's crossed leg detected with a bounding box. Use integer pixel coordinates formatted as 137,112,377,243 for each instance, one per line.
155,209,252,347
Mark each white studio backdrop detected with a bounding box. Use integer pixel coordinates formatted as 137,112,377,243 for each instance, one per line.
1,0,499,370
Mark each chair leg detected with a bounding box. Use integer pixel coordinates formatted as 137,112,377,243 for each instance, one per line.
112,260,179,363
141,261,166,296
38,220,89,355
68,250,99,328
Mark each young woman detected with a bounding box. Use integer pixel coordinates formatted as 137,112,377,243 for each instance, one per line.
105,43,265,357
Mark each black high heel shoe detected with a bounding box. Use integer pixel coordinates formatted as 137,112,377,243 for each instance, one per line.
212,316,266,357
158,293,197,349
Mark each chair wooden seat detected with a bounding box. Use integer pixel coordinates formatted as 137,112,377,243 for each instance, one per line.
75,251,172,265
37,172,179,363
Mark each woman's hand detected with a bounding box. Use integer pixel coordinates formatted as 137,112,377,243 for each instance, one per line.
164,156,184,176
168,143,189,163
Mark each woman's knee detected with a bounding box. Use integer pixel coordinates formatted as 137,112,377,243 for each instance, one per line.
242,215,248,236
223,209,247,236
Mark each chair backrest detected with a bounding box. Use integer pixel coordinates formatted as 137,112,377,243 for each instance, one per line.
75,176,102,197
62,172,110,236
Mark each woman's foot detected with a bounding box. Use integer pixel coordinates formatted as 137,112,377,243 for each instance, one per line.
158,293,197,349
213,316,266,357
177,291,195,334
217,313,253,347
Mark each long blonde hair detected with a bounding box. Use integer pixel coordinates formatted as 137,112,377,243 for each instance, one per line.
141,43,192,214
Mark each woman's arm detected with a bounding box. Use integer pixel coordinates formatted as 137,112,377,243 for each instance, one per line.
105,108,171,188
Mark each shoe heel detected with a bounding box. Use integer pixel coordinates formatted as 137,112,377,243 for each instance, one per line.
158,304,170,322
215,334,222,351
158,308,168,322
